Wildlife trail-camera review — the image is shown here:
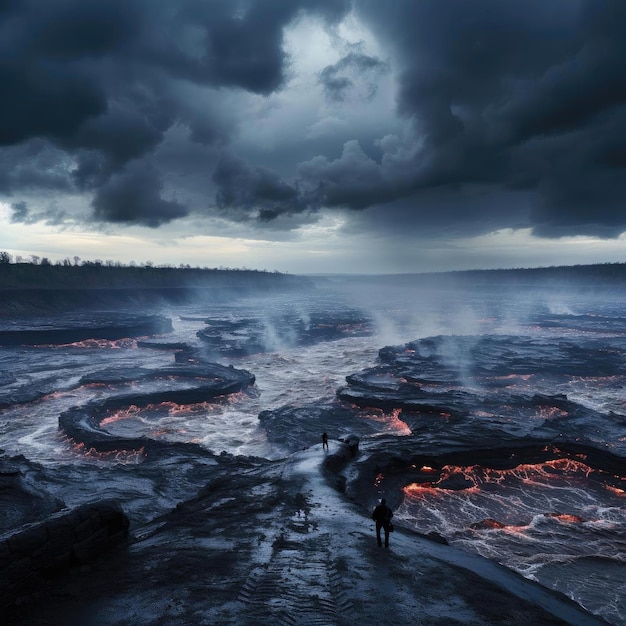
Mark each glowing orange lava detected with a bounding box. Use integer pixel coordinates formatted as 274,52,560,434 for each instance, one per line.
535,406,569,419
493,374,533,381
101,405,141,425
403,484,442,497
49,338,140,349
360,407,412,435
101,399,231,425
546,512,584,523
402,455,616,499
61,434,146,463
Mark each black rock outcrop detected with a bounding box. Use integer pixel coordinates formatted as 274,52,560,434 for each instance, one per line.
0,314,173,346
0,499,129,612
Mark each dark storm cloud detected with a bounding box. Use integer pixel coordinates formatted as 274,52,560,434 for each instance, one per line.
3,0,624,241
10,200,67,226
298,140,396,210
324,0,626,238
10,201,29,223
0,0,350,225
0,0,134,145
92,162,188,227
68,101,172,191
0,141,74,194
319,51,389,102
199,0,350,94
213,153,304,222
212,0,626,240
0,0,349,147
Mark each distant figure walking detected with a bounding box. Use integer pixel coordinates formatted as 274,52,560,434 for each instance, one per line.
322,432,329,451
372,498,393,548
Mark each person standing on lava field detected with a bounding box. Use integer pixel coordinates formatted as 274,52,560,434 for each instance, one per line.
372,498,394,548
322,432,329,451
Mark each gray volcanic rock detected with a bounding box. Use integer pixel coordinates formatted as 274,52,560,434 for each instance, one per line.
0,456,64,532
258,401,382,452
0,499,129,611
197,309,374,357
337,333,624,447
0,314,173,346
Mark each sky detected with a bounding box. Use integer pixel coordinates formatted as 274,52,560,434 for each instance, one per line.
0,0,625,275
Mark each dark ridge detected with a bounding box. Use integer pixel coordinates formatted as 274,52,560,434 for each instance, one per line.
0,263,313,290
319,262,626,288
0,315,173,346
0,265,315,315
0,286,312,316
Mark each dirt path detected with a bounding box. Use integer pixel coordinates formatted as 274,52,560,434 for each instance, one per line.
3,443,608,625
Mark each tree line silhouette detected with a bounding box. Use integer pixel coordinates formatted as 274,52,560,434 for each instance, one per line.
0,251,301,290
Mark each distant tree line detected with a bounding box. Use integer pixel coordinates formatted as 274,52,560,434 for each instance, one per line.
0,251,302,290
0,251,282,273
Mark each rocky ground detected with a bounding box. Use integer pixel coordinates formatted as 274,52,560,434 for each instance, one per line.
3,441,606,626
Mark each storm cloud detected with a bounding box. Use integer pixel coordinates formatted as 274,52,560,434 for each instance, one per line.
346,0,626,237
1,0,625,251
92,162,188,227
213,153,304,223
0,0,350,225
319,51,389,102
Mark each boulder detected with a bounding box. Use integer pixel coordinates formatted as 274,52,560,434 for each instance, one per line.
0,499,129,610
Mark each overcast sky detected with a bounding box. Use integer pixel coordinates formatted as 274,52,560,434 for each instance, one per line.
1,0,625,274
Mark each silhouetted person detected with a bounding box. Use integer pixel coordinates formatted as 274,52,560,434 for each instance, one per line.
372,498,393,548
322,432,329,451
